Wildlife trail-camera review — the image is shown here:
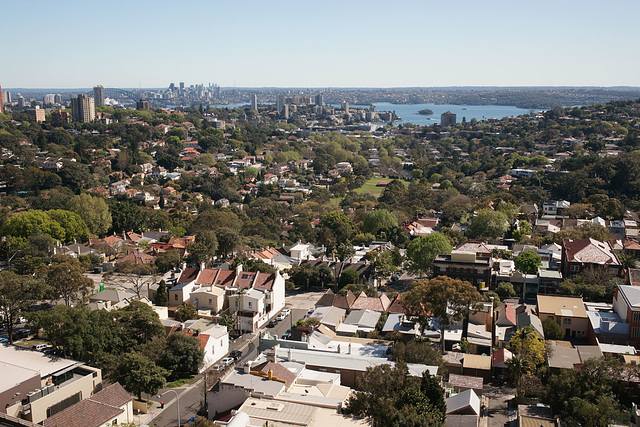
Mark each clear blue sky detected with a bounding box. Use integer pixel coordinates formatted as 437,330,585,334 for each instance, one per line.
5,0,640,88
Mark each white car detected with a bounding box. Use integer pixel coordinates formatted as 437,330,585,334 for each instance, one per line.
276,309,291,321
221,357,234,367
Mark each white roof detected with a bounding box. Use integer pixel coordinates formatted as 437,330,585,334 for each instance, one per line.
446,389,480,415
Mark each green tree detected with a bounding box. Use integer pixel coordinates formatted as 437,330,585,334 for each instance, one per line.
514,250,541,299
160,332,204,379
67,194,112,236
466,209,508,240
117,300,165,346
496,282,516,300
46,209,90,242
154,280,169,306
363,209,398,235
109,201,145,233
339,269,359,287
110,352,168,400
2,210,66,241
542,317,564,340
403,276,481,352
405,232,452,277
175,303,197,322
288,263,335,288
216,227,240,258
40,255,94,306
0,271,42,343
186,230,219,265
155,250,182,274
507,326,546,397
109,262,156,299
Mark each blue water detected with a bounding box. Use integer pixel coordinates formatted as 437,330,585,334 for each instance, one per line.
370,103,544,125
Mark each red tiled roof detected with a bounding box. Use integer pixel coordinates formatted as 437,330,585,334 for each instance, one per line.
196,268,218,285
214,269,235,287
252,361,296,387
91,383,131,408
178,268,199,283
563,238,620,265
253,272,275,290
387,294,405,314
350,292,391,311
236,271,257,289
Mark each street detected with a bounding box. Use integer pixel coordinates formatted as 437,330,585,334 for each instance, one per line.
148,297,317,426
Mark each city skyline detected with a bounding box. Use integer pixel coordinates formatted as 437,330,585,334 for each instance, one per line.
5,0,640,88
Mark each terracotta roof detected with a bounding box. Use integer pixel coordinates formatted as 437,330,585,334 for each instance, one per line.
236,271,257,289
178,267,199,283
196,268,218,285
387,294,405,314
563,238,620,266
253,272,276,290
115,249,156,265
495,302,516,326
42,383,130,427
214,269,235,287
350,292,391,311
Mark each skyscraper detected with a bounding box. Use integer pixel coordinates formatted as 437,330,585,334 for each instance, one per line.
276,94,285,113
341,101,349,112
315,93,324,107
136,99,151,110
179,82,185,92
71,94,95,123
0,85,3,114
250,94,258,110
440,111,456,126
93,85,105,107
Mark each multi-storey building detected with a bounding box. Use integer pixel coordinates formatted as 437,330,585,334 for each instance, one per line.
432,250,493,289
441,111,456,126
70,94,95,123
93,85,105,107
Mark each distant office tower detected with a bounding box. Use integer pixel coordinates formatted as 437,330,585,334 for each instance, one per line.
283,104,290,119
54,94,62,104
17,95,26,108
93,85,105,107
276,94,285,113
441,111,456,126
179,82,185,92
2,89,11,106
0,85,3,114
251,94,258,110
136,99,151,110
341,101,349,112
71,94,95,123
315,93,324,106
169,82,176,91
370,104,377,112
43,94,56,104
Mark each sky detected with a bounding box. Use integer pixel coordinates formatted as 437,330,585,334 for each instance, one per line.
4,0,640,88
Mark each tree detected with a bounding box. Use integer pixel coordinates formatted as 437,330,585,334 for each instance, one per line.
343,362,445,426
339,269,359,287
216,227,240,258
117,300,165,346
466,209,508,240
2,210,66,241
542,317,564,340
496,282,516,300
405,232,452,277
160,332,204,379
175,303,197,322
45,210,90,243
363,209,397,235
288,263,334,288
155,250,181,274
507,326,546,397
109,201,145,233
67,194,112,236
186,230,218,265
40,255,94,306
391,341,443,368
154,280,169,306
403,276,481,352
110,352,168,400
109,262,156,299
514,250,541,299
0,271,42,343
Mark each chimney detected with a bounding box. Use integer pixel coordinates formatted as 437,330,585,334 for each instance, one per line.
244,360,252,374
287,347,292,361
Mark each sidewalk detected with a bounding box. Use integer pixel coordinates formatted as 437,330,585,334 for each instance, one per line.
136,376,204,426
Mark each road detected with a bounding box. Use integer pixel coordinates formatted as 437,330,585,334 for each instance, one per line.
148,299,316,426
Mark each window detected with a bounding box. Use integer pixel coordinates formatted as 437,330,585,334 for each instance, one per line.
633,311,640,324
632,327,640,338
174,294,178,301
570,264,580,272
209,299,212,304
563,318,572,325
248,302,252,307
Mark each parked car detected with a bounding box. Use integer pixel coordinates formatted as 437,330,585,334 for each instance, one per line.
221,357,234,367
32,344,51,351
307,308,315,317
281,329,291,340
230,350,243,360
268,320,277,328
276,309,291,321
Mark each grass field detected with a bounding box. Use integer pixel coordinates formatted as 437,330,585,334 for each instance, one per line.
353,177,410,196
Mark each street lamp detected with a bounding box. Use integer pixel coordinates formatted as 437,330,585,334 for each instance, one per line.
157,390,180,427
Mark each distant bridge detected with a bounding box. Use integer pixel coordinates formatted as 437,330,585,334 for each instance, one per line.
84,88,139,101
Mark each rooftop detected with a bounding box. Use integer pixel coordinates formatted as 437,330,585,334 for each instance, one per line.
537,295,587,318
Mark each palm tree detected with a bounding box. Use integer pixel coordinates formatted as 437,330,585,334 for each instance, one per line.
507,356,530,397
619,252,638,270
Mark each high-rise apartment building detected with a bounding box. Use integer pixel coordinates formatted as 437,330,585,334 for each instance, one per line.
2,89,11,105
17,95,26,108
250,94,258,110
179,82,185,92
71,94,95,123
43,94,56,104
341,101,349,112
315,93,324,106
0,85,3,114
276,94,285,113
93,85,105,107
441,111,456,126
136,99,151,110
54,94,62,104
